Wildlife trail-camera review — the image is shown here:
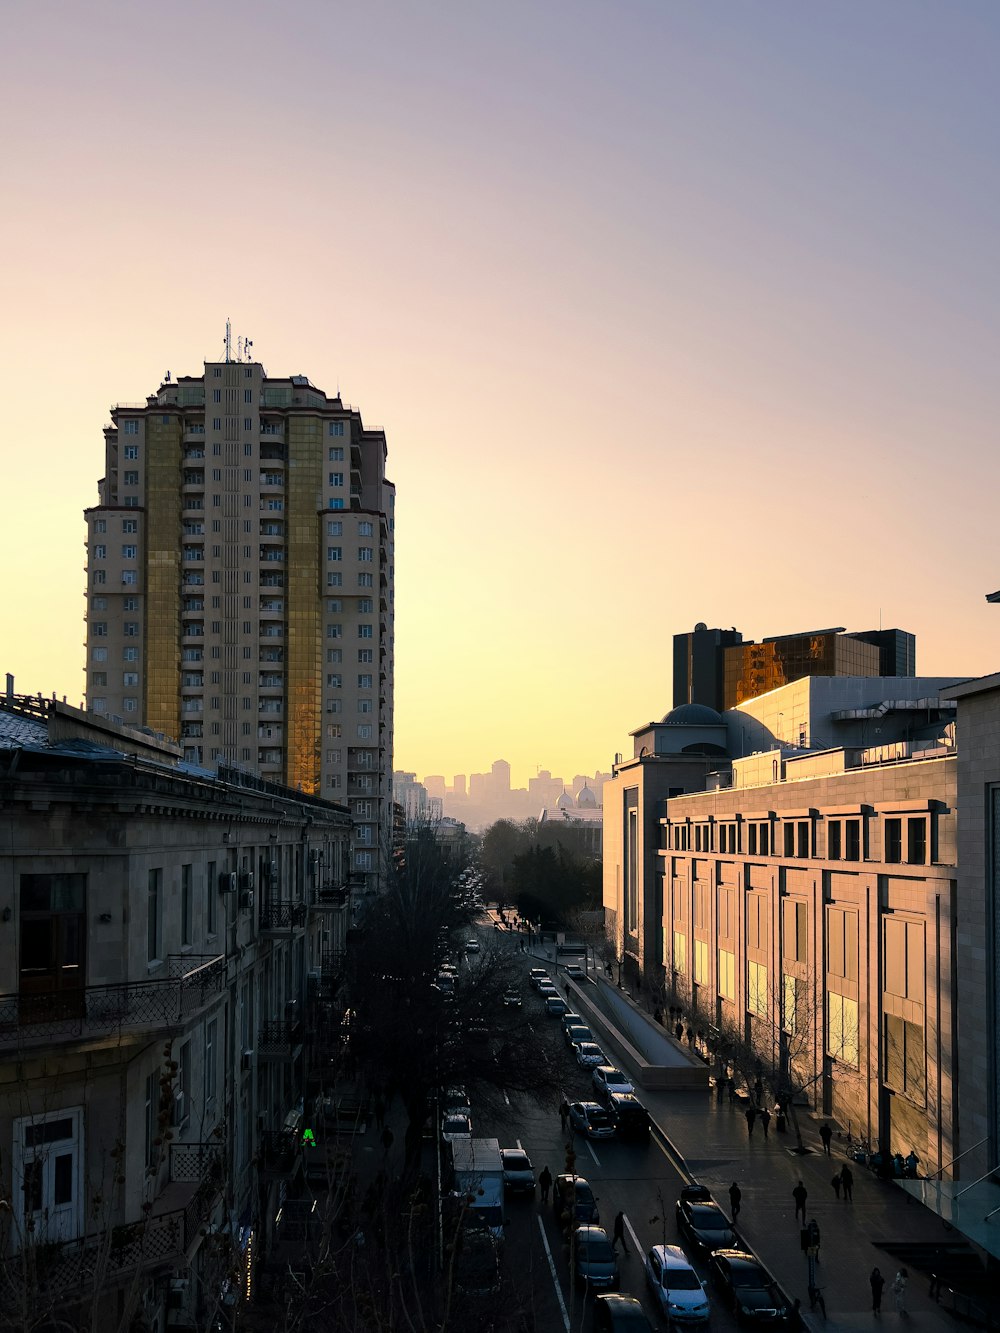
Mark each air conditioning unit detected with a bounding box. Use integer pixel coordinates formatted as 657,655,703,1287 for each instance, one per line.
241,1049,254,1072
239,871,255,891
219,871,237,893
239,887,254,911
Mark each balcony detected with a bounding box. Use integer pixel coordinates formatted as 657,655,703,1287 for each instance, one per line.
0,954,225,1052
258,1018,304,1061
311,882,349,910
258,1128,300,1180
259,899,306,933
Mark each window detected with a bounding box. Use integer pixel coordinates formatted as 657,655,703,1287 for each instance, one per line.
123,671,139,686
91,671,107,687
828,820,842,859
92,621,107,637
907,817,927,864
884,1014,925,1102
213,417,221,430
244,389,252,403
175,1041,191,1127
783,823,795,857
147,869,162,963
358,546,374,562
844,819,861,861
327,624,342,639
123,419,139,435
748,961,768,1016
327,599,342,613
826,906,858,981
123,697,137,713
329,422,344,436
673,931,686,974
122,519,138,533
783,899,808,963
91,697,107,712
884,917,924,1002
358,699,373,713
205,1018,217,1105
122,545,137,559
327,572,342,587
328,472,344,487
327,546,342,561
213,389,221,402
357,724,373,739
358,597,373,613
124,622,139,637
123,646,138,661
92,569,106,585
123,470,139,486
718,948,735,1000
327,649,342,664
693,939,709,986
358,572,373,587
123,445,139,460
95,519,107,534
358,521,374,536
181,865,192,946
93,544,106,560
358,673,373,689
92,647,108,662
330,497,345,510
884,818,902,863
91,596,107,611
327,520,343,535
358,649,373,663
144,1071,159,1169
797,821,810,857
827,992,859,1067
358,624,373,639
327,674,342,688
122,570,137,585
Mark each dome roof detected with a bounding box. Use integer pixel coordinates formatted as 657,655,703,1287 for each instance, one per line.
556,789,575,809
660,703,724,726
576,784,598,809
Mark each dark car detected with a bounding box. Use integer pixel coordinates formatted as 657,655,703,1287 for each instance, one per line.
554,1173,600,1226
607,1092,651,1141
568,1101,616,1139
593,1293,655,1331
676,1184,738,1255
453,1222,501,1297
565,1022,594,1048
573,1225,619,1291
709,1250,789,1325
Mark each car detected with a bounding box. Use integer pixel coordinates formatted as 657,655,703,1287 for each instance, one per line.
565,1022,594,1048
562,1011,585,1030
441,1112,473,1145
568,1101,616,1139
564,963,587,981
593,1066,634,1100
593,1293,655,1332
502,989,522,1008
528,969,549,989
545,995,569,1017
453,1221,501,1297
553,1173,600,1225
500,1147,535,1193
708,1249,789,1325
607,1092,651,1141
466,939,481,954
573,1225,619,1291
675,1184,738,1256
442,1084,469,1109
645,1244,711,1323
576,1041,608,1069
537,981,558,998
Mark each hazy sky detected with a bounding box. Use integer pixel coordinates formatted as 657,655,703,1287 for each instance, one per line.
2,2,998,789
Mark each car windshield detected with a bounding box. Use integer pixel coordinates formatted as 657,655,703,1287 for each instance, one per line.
691,1206,728,1228
580,1239,614,1263
730,1263,769,1288
588,1110,612,1127
575,1183,595,1203
666,1269,702,1291
444,1117,469,1133
504,1152,530,1170
603,1069,627,1083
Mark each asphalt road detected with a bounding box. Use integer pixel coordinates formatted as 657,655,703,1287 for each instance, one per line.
466,939,745,1333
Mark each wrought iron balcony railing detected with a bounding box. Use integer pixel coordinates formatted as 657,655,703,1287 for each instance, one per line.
258,1020,304,1058
259,899,307,932
0,954,225,1051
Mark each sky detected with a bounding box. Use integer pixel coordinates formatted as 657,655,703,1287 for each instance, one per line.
1,1,998,791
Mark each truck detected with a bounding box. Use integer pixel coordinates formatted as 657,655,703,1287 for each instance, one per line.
450,1137,505,1239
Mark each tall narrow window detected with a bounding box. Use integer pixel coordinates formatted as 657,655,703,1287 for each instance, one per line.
181,864,192,947
147,869,162,964
206,860,217,936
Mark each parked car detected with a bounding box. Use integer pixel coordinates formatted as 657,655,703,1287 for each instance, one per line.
442,1086,472,1116
465,938,481,953
645,1244,711,1324
593,1293,655,1331
708,1250,790,1325
553,1173,600,1225
453,1221,501,1297
593,1066,634,1099
441,1112,473,1145
545,995,570,1017
565,1023,594,1048
561,1011,585,1031
606,1092,651,1141
573,1225,619,1291
528,969,549,989
537,981,558,998
564,962,587,980
576,1041,608,1069
502,989,522,1008
675,1184,738,1256
568,1101,616,1139
500,1147,535,1193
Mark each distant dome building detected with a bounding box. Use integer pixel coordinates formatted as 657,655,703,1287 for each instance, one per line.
556,789,575,810
660,703,724,727
577,783,598,809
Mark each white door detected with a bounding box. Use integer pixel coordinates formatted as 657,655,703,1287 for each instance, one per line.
14,1109,82,1244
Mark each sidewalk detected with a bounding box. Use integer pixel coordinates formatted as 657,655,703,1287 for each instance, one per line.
532,944,960,1331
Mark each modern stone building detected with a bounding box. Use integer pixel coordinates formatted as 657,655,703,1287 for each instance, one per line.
723,626,915,710
84,352,394,893
0,691,351,1329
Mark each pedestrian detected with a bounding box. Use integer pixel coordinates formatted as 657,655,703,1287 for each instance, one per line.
753,1077,764,1105
686,1026,695,1047
612,1210,628,1254
654,1007,663,1025
559,1099,570,1133
605,960,613,978
675,1021,684,1042
728,1079,738,1105
840,1163,854,1202
831,1169,842,1200
539,1165,552,1203
819,1122,833,1155
760,1108,771,1139
728,1181,742,1219
892,1267,908,1315
745,1104,757,1138
381,1126,394,1156
870,1267,885,1315
716,1074,726,1104
792,1179,808,1222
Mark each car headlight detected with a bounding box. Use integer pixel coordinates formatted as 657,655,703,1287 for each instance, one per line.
740,1304,754,1316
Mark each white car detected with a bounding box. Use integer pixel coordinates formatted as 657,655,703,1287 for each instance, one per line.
592,1065,634,1099
442,1112,473,1145
576,1042,608,1069
645,1245,711,1323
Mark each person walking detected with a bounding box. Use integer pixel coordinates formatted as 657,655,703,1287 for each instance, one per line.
819,1122,833,1155
612,1210,628,1254
760,1107,771,1140
675,1020,684,1041
728,1181,742,1220
792,1179,808,1222
831,1169,842,1200
892,1267,908,1315
539,1165,552,1204
745,1104,757,1138
559,1100,570,1133
870,1266,885,1315
841,1163,854,1202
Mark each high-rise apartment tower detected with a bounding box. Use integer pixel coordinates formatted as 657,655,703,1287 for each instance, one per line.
84,357,395,890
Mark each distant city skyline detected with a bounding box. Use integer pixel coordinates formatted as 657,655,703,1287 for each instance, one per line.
395,761,610,832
